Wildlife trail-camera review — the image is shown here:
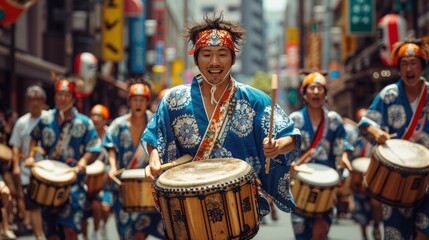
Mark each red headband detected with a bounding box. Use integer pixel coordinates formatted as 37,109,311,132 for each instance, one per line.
55,79,76,94
394,43,426,60
90,104,110,120
188,29,238,55
129,83,151,100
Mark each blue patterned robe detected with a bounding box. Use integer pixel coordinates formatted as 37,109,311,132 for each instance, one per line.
289,106,348,239
142,77,301,215
104,113,163,240
344,121,374,226
358,80,429,239
30,107,101,234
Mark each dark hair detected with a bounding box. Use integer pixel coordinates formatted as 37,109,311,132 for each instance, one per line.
184,11,246,64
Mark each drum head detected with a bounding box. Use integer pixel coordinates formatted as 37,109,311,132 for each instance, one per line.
121,168,146,179
32,160,76,184
352,157,371,173
156,158,252,188
86,160,105,175
296,163,340,187
0,144,12,161
375,139,429,170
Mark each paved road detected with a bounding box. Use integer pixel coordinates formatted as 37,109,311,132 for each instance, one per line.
16,207,382,240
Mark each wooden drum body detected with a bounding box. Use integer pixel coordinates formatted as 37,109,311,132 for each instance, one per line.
154,158,259,240
86,160,105,197
291,163,340,216
351,157,371,194
29,160,76,207
364,139,429,207
120,169,157,213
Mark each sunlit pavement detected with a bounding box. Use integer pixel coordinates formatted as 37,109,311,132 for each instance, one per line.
17,208,382,240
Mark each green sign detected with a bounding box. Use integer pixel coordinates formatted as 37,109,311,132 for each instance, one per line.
347,0,375,35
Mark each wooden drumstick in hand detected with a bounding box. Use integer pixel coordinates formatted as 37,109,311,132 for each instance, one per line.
265,74,278,174
160,154,193,171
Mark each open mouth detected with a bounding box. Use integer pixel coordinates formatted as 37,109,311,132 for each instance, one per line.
208,69,223,77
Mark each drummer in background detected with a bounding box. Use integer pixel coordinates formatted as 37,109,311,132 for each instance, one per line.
9,85,48,240
104,79,163,240
25,78,102,240
81,104,111,240
142,11,301,223
289,71,352,240
358,38,429,239
0,109,18,239
347,108,382,240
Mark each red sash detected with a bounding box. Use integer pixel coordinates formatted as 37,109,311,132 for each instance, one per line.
402,83,427,140
194,81,236,161
309,111,325,150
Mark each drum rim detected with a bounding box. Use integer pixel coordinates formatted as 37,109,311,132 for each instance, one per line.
0,144,12,161
31,160,77,184
121,168,146,179
372,149,429,174
155,166,256,195
351,157,371,173
295,163,340,187
155,158,253,188
86,159,106,175
373,139,429,172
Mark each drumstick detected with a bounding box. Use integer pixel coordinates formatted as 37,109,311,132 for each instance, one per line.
294,165,314,174
265,74,278,174
297,148,315,166
30,146,46,156
160,154,193,171
110,174,122,185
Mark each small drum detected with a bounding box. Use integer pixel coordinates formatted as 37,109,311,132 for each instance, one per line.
0,144,12,165
86,160,105,196
291,163,340,216
155,158,259,240
337,168,352,197
351,157,371,194
120,168,157,213
364,139,429,207
28,160,76,207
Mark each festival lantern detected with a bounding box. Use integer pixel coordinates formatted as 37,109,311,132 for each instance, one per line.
74,52,98,97
377,13,406,66
0,0,35,26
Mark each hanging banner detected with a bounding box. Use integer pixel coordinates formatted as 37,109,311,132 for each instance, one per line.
102,0,124,61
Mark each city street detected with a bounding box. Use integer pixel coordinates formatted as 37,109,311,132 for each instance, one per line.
16,207,381,240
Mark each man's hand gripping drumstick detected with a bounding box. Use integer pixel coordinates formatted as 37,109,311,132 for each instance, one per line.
144,145,193,180
363,125,397,145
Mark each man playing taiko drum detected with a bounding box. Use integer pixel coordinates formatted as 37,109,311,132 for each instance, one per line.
25,78,102,240
358,38,429,240
104,79,164,240
288,71,352,240
142,11,301,229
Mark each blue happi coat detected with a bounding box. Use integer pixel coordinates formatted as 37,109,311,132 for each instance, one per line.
142,76,301,214
358,79,429,239
31,107,101,233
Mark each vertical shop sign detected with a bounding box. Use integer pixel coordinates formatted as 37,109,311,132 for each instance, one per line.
102,0,124,61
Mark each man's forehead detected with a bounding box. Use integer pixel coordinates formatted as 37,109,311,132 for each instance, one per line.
400,56,421,62
200,46,230,52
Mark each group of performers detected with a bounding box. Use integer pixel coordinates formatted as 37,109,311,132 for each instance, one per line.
0,10,429,240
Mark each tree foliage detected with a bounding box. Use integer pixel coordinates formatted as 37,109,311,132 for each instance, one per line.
247,71,272,94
